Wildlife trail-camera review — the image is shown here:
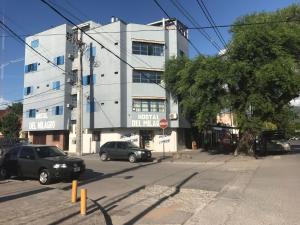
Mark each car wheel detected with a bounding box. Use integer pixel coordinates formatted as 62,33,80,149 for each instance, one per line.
39,169,51,185
129,154,137,163
0,167,10,179
100,152,108,161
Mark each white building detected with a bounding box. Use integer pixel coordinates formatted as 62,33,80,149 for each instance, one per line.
22,18,190,153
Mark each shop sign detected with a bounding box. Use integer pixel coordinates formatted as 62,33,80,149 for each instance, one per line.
121,134,139,142
28,121,56,130
158,135,170,144
131,114,160,127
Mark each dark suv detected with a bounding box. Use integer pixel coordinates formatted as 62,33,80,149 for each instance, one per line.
99,141,152,163
0,145,85,184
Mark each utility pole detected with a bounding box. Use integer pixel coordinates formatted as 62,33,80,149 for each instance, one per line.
76,30,84,156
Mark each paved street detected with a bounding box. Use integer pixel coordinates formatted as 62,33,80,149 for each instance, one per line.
1,143,300,225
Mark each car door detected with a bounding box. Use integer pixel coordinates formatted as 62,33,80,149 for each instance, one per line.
3,147,20,176
18,147,39,178
105,142,117,159
116,142,129,159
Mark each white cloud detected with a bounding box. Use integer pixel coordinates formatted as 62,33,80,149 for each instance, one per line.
291,97,300,107
0,97,10,110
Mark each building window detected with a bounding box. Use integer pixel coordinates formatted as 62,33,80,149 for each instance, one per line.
24,63,38,73
52,81,60,90
52,106,63,115
71,94,77,108
27,109,36,118
132,41,164,56
24,86,33,96
53,133,60,141
82,74,96,86
31,39,39,48
54,56,64,65
132,99,165,112
133,70,162,84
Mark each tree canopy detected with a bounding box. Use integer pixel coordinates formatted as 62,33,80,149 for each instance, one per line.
164,4,300,154
0,103,23,138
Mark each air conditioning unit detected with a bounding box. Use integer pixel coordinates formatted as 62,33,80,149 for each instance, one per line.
68,54,74,60
169,113,178,120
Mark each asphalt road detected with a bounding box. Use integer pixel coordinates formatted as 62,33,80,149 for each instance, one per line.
1,142,300,225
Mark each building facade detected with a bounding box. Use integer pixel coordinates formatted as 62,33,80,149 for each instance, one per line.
22,18,190,153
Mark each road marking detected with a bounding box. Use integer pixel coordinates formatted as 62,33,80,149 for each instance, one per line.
273,156,281,159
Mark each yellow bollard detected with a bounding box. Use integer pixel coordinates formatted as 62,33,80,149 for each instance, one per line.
71,180,78,203
80,188,87,216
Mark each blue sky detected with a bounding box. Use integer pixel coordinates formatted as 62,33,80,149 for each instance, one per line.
0,0,298,105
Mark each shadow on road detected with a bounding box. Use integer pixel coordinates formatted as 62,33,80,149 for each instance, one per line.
62,161,161,191
123,172,199,225
0,186,53,203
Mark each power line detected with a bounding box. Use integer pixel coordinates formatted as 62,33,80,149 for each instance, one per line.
48,0,84,24
153,0,201,55
39,0,166,90
196,0,227,49
0,18,299,38
170,0,221,52
50,0,161,81
64,0,90,21
0,21,67,74
0,21,74,107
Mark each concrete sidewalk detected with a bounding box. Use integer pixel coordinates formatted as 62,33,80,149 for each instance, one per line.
0,180,105,225
80,149,253,165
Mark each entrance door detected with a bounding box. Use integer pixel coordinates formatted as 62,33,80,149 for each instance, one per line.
33,134,46,145
139,130,154,149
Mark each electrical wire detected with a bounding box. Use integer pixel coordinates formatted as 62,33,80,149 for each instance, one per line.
196,0,227,49
153,0,201,55
0,18,299,38
170,0,221,52
39,0,167,90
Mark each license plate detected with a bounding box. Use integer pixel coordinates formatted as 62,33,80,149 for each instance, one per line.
74,167,80,172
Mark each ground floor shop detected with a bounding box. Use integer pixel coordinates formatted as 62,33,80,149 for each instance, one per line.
27,131,69,150
68,127,188,154
26,128,189,154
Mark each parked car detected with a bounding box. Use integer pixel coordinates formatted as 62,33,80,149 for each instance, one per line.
256,130,291,153
0,145,85,184
99,141,152,163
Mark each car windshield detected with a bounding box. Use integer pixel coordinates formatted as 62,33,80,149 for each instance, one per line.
127,142,138,148
35,146,66,158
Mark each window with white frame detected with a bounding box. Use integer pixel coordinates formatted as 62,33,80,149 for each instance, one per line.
133,70,162,84
132,99,165,112
132,41,164,56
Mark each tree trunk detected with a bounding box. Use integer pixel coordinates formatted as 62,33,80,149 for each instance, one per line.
234,130,255,156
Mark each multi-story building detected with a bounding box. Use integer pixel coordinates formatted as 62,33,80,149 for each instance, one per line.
22,18,190,153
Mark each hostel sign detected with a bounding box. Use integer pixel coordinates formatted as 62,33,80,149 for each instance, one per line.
28,112,56,130
29,121,56,130
131,114,160,127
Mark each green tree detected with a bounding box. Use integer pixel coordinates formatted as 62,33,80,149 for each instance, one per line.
164,56,228,130
227,4,300,154
164,5,300,155
0,103,23,138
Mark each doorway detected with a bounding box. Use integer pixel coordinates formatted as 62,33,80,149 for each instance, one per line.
139,130,154,149
33,133,46,145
